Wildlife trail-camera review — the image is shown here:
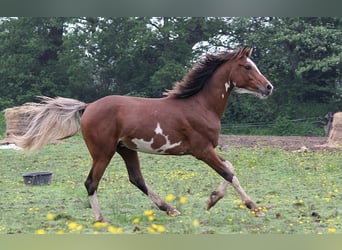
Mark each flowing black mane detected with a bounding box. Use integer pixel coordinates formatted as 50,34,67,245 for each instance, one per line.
164,47,253,99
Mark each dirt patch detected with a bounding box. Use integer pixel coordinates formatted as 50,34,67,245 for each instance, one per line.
218,135,340,152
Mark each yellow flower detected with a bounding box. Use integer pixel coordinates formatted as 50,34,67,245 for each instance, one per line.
67,221,77,230
156,225,166,233
144,210,154,216
328,228,336,233
165,194,175,202
148,215,155,221
108,226,123,234
56,230,65,234
192,219,200,228
151,224,166,233
94,221,108,228
35,229,46,234
147,227,156,233
179,197,187,204
133,217,140,224
46,213,55,220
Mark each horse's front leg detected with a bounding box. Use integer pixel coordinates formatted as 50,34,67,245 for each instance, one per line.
198,148,265,217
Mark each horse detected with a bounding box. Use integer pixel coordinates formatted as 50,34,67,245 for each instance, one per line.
12,47,273,222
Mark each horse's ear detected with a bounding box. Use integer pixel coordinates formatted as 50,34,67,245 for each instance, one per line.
241,47,253,57
237,47,253,58
247,47,253,57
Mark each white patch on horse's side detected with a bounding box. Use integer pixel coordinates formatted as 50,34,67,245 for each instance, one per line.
157,135,182,153
131,137,156,153
154,122,163,135
247,58,261,74
132,123,182,154
225,82,230,92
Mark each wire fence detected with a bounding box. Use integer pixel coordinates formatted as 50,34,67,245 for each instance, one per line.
221,117,323,129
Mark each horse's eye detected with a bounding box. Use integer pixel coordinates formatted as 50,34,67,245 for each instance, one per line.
244,65,252,70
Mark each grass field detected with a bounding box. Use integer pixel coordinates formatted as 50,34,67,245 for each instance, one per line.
0,135,341,234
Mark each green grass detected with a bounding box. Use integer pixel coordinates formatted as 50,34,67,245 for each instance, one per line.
0,135,341,234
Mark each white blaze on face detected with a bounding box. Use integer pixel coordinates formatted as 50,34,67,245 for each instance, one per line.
132,122,182,154
246,57,262,74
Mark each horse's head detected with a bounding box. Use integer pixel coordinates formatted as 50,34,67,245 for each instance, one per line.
229,47,273,99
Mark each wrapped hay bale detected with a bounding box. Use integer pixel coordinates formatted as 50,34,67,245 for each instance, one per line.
327,112,342,147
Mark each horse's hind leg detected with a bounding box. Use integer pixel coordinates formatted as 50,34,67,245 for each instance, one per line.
83,137,117,222
116,145,180,216
85,157,113,222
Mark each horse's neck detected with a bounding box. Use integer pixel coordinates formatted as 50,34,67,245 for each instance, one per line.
195,69,233,119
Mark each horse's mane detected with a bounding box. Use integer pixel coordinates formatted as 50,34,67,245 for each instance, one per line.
164,47,253,99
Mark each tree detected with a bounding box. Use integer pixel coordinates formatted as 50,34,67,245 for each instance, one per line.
0,17,69,109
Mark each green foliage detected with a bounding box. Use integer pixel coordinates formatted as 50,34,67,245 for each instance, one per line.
0,17,341,135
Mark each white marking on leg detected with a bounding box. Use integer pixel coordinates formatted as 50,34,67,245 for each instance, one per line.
231,176,252,203
223,160,234,173
88,192,104,222
221,93,225,99
146,184,181,216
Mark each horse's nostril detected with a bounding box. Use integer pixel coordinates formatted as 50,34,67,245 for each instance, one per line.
266,84,273,90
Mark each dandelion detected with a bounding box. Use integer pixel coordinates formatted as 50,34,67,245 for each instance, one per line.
67,221,78,230
147,224,165,233
133,217,140,224
94,221,108,228
56,230,65,234
46,213,55,221
179,196,187,204
144,210,154,216
108,226,123,234
328,228,336,233
152,224,166,233
233,199,242,204
148,215,155,221
35,229,46,234
165,194,175,202
192,219,200,228
147,226,156,233
239,204,246,209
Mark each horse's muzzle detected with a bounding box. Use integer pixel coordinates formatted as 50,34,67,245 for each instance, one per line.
260,83,273,97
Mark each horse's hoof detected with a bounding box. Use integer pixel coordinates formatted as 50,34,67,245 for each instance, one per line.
167,208,181,217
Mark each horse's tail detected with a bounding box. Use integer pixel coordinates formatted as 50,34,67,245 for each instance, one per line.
10,96,87,152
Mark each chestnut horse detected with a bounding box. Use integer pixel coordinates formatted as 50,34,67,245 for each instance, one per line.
12,47,273,222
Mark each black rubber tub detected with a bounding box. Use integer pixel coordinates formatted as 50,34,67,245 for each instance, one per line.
23,172,53,186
